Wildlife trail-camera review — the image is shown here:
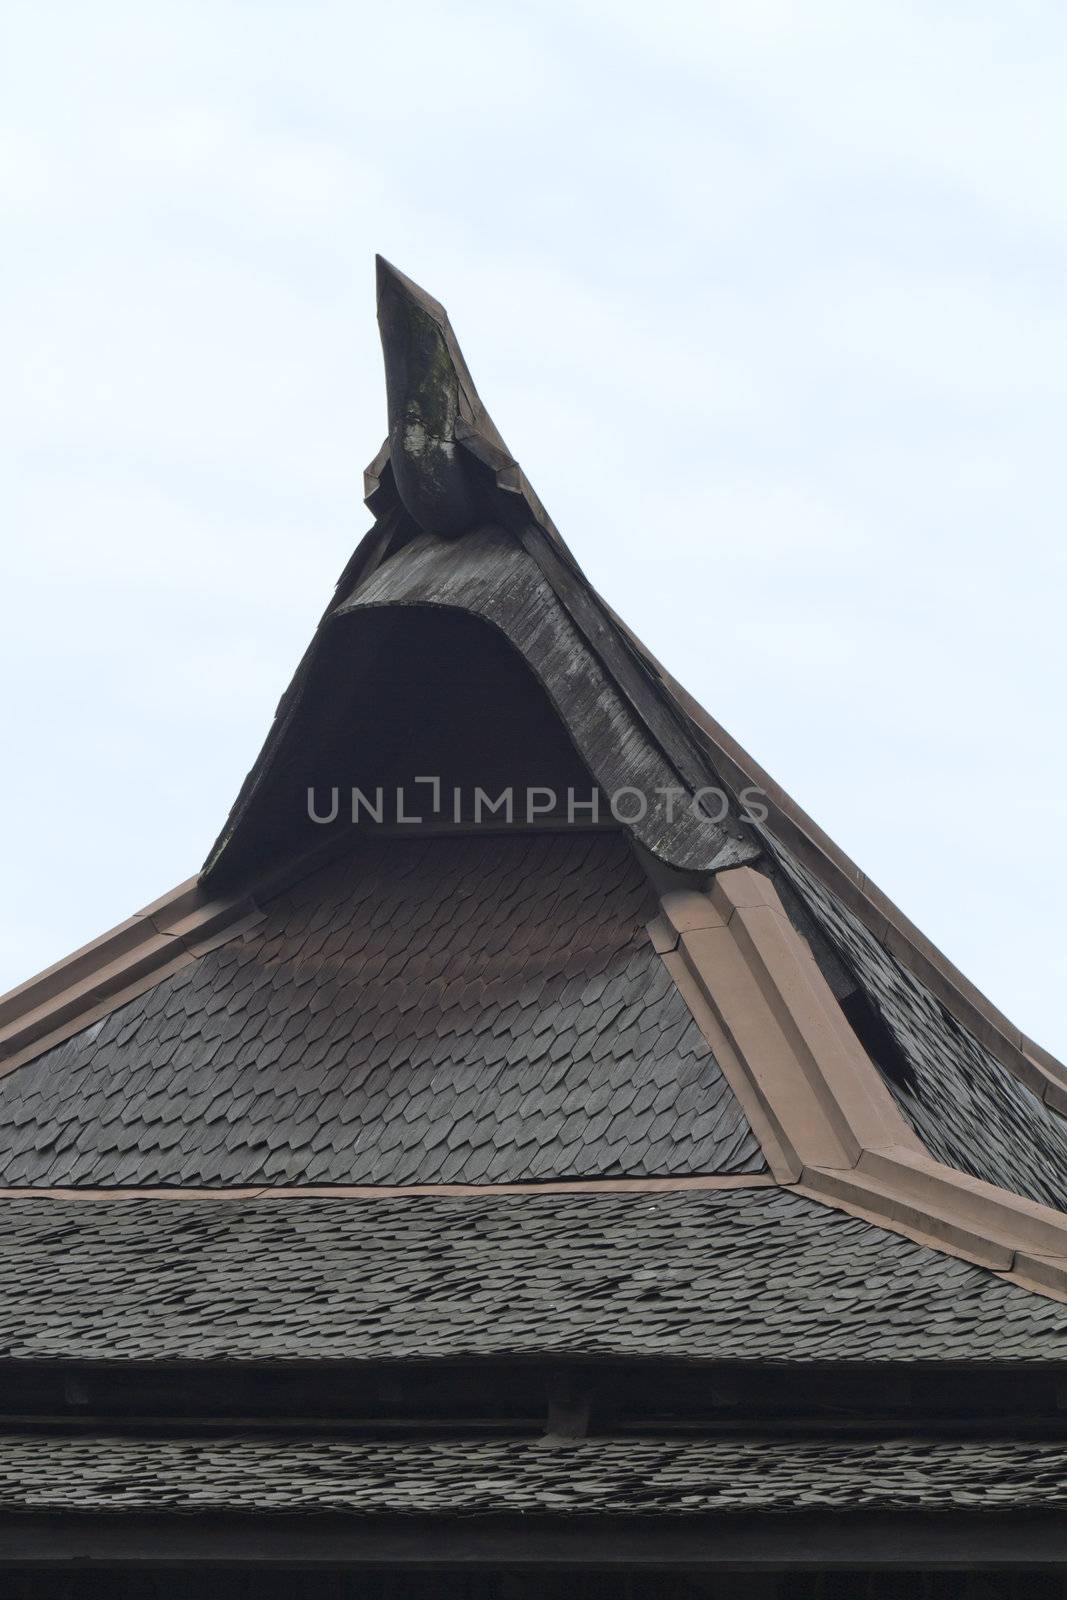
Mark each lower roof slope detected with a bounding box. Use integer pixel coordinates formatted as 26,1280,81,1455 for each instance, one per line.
5,1432,1067,1517
0,831,762,1188
3,1188,1065,1365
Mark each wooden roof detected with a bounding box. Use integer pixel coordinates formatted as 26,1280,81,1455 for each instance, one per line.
3,260,1067,1555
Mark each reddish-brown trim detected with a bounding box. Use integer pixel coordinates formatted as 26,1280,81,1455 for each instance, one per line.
0,1174,776,1202
658,947,799,1184
658,865,1067,1304
650,874,925,1184
0,882,264,1080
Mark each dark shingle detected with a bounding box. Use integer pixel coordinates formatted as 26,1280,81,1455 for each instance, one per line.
0,833,763,1188
0,1188,1064,1364
3,1432,1067,1515
771,841,1067,1214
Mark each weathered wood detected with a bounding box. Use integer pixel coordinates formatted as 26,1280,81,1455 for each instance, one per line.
341,527,754,870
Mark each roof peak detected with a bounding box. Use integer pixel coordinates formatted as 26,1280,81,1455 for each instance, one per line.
374,255,512,538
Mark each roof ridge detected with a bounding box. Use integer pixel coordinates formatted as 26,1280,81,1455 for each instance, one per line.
654,863,1067,1305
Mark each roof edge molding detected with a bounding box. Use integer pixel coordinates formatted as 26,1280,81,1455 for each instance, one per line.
654,864,1067,1304
0,881,263,1082
0,1174,777,1202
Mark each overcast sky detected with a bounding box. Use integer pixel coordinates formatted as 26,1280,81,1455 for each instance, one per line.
2,1,1065,1056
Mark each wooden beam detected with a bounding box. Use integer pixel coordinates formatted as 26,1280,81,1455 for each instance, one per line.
0,1510,1062,1570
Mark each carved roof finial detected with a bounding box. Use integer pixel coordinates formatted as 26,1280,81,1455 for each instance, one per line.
375,255,511,538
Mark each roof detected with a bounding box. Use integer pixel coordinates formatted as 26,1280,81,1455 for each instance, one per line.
3,1433,1067,1518
2,1187,1063,1366
5,258,1067,1547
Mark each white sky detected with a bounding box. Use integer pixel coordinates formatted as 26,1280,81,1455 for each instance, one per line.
1,1,1065,1055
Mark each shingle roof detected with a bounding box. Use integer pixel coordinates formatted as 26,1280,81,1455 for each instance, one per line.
5,252,1067,1457
0,832,762,1189
3,1431,1067,1516
772,842,1067,1215
2,1187,1066,1365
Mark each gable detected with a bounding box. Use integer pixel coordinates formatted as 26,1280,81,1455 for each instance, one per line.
205,522,759,889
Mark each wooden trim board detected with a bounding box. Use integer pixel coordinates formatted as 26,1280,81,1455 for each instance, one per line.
658,865,1067,1304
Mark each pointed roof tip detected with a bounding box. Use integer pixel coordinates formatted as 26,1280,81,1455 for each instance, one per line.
370,254,561,543
374,254,448,326
372,252,514,481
